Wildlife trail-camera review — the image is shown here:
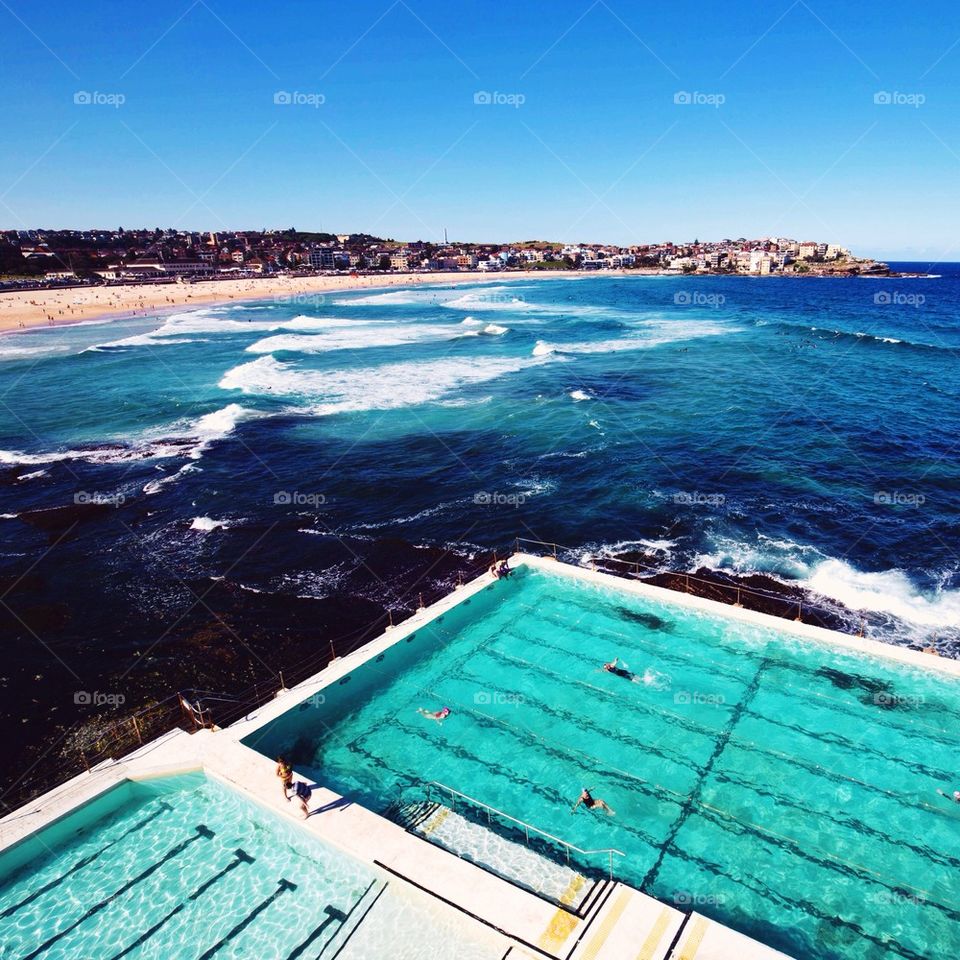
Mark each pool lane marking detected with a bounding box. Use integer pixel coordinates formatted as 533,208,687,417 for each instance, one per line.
0,800,174,920
513,593,960,742
406,608,959,817
21,824,215,960
196,877,297,960
284,878,377,960
674,914,708,960
635,906,673,960
108,849,255,960
641,662,769,891
368,677,960,915
565,887,630,960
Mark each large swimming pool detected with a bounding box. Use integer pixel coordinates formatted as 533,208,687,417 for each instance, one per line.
247,564,960,960
0,773,505,960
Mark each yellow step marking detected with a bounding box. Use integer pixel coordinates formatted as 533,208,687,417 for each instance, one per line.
420,807,450,836
675,915,710,960
635,906,674,960
576,887,632,960
559,873,586,907
537,908,580,952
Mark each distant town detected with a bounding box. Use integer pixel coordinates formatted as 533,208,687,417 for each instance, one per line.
0,228,890,290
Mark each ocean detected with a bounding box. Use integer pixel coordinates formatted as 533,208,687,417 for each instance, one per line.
1,267,958,793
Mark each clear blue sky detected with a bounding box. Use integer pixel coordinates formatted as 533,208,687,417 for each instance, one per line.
1,1,958,258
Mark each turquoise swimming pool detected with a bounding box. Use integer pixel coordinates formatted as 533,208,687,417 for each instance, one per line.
0,773,505,960
247,565,960,960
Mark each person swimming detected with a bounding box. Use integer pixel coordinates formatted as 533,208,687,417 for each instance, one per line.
572,787,615,816
603,657,634,681
417,706,451,723
937,788,960,804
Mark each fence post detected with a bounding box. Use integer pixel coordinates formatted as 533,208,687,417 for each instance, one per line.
684,574,690,593
795,600,803,622
734,586,742,608
552,542,558,560
279,671,286,691
80,748,90,773
329,638,337,661
418,593,425,611
132,714,142,745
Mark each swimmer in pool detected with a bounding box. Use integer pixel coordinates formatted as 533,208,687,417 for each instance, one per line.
937,788,960,804
572,787,615,816
417,706,451,723
602,657,635,681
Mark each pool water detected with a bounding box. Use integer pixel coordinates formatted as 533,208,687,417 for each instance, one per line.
0,774,504,960
248,566,960,960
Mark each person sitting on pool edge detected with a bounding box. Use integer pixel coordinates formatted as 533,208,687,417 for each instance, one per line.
276,757,293,800
417,705,451,723
603,657,634,681
572,787,615,816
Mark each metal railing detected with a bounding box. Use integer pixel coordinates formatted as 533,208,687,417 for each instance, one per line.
512,536,867,635
426,781,625,880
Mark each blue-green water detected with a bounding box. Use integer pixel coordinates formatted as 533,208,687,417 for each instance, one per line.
2,269,959,810
249,566,960,960
0,774,503,960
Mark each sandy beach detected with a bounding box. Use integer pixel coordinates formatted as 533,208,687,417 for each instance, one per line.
0,271,561,335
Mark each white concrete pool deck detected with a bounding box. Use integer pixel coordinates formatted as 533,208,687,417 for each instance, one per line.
6,551,950,959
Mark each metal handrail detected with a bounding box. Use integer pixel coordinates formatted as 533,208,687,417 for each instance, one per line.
426,780,625,879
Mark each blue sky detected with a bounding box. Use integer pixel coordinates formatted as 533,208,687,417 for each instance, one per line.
1,1,959,258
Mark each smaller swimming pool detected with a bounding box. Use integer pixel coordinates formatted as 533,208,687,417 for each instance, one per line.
0,773,505,960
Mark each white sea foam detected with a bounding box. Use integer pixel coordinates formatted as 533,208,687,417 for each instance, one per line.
245,323,462,355
533,321,736,357
219,354,547,414
17,469,47,481
693,533,960,630
143,462,200,495
569,389,591,401
0,403,255,468
190,516,231,532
